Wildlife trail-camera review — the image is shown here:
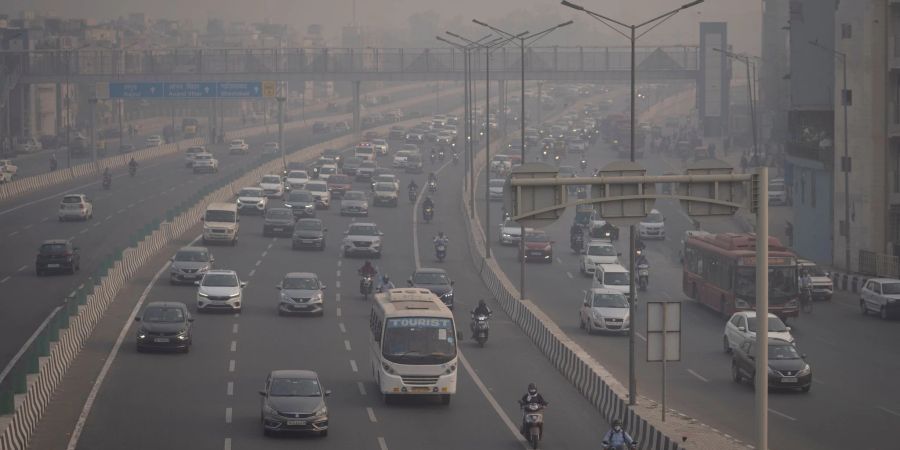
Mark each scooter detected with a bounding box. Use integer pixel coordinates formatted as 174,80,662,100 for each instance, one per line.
637,263,649,291
360,275,374,300
423,206,434,224
427,180,437,193
435,241,447,262
452,153,460,165
438,150,445,161
520,402,545,449
571,234,584,254
408,188,417,203
471,313,490,347
580,159,587,172
602,441,639,450
101,175,112,190
128,165,137,177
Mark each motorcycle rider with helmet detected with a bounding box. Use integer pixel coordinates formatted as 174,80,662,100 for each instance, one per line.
602,419,635,449
519,383,548,436
358,260,377,293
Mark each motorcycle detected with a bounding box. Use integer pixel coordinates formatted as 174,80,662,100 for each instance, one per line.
637,263,650,291
519,401,545,449
471,313,490,347
571,234,584,254
101,175,112,190
128,165,137,177
602,441,639,450
360,275,374,300
541,150,549,161
580,160,587,172
427,180,437,193
435,241,447,262
553,154,561,165
430,153,437,164
452,153,459,165
438,150,445,161
408,188,418,203
423,206,434,224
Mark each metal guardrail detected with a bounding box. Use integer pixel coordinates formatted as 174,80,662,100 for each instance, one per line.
858,250,899,278
2,46,699,82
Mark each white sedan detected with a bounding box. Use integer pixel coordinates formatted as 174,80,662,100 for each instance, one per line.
723,311,795,353
498,220,522,245
259,174,285,198
285,170,309,190
580,240,619,275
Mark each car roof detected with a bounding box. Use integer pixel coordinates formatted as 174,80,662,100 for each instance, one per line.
587,240,614,246
41,239,71,245
350,222,377,227
284,272,318,279
868,278,900,283
267,207,292,213
178,246,209,252
240,186,263,192
589,288,626,295
599,263,628,272
270,369,318,379
415,267,448,274
731,311,779,319
344,190,366,195
296,218,322,224
206,269,237,275
144,301,187,309
307,180,327,185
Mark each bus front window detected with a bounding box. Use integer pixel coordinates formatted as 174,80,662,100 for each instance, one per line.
382,317,457,365
735,266,799,301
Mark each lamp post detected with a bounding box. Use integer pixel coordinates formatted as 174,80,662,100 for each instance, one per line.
277,95,286,172
472,19,573,301
809,39,851,272
714,48,760,165
562,0,705,411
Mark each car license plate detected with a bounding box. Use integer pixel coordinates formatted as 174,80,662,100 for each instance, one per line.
47,264,60,268
411,387,431,392
302,240,316,244
153,338,170,343
781,377,797,383
287,420,306,426
272,227,282,231
530,251,543,256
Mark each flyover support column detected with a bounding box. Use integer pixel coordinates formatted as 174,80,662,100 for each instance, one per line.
208,99,215,144
55,83,63,137
497,79,507,138
88,97,97,165
352,81,361,141
536,82,542,127
19,85,26,139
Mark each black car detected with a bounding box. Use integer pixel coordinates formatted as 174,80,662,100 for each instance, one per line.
292,218,327,250
322,149,344,165
263,208,296,237
35,239,80,276
408,268,455,309
342,156,362,176
283,190,317,219
732,338,812,392
134,301,193,353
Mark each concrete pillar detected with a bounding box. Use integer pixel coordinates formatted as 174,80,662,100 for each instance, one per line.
55,83,63,137
352,80,361,140
498,79,507,138
19,85,26,138
536,82,542,128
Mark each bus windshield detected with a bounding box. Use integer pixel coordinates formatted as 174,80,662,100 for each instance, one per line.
382,317,457,365
734,266,798,301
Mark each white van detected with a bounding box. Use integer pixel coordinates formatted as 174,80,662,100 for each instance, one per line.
202,202,239,246
592,263,631,296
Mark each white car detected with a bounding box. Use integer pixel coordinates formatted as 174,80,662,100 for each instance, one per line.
591,263,631,296
192,153,219,173
579,288,630,334
259,174,285,198
58,194,93,221
236,187,268,215
723,311,795,353
196,270,246,312
371,139,389,156
306,180,331,209
490,155,512,172
580,240,619,275
285,170,309,190
318,164,338,181
638,209,666,239
860,278,900,319
797,259,833,301
371,174,399,192
184,146,206,167
392,150,411,168
342,222,383,258
0,159,18,176
229,139,249,155
488,179,505,201
373,182,399,207
262,142,280,154
498,220,523,245
145,135,163,147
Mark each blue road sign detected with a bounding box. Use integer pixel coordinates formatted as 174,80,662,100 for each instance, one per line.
164,82,218,98
217,82,263,98
108,81,264,99
109,82,164,98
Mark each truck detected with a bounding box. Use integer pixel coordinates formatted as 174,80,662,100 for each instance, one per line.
182,118,201,138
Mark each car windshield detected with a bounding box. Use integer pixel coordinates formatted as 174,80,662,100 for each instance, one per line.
343,192,366,201
261,176,280,184
413,272,450,285
319,167,336,174
295,220,321,230
142,306,185,323
40,243,68,254
747,316,789,332
62,196,83,204
287,171,307,179
591,293,628,308
373,140,386,145
283,277,319,290
376,175,394,182
266,209,293,219
375,183,395,192
588,245,616,256
288,192,314,202
525,233,550,243
205,210,235,222
604,272,629,285
361,162,376,169
349,225,379,236
174,250,208,262
195,155,211,161
202,274,238,287
768,344,801,360
357,147,374,155
645,212,664,223
307,184,327,193
382,317,457,365
489,180,505,188
883,283,900,295
230,140,243,146
239,188,263,197
803,265,828,277
269,377,321,397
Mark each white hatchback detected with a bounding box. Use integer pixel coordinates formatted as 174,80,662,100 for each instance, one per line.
58,194,93,221
723,311,794,353
580,241,619,275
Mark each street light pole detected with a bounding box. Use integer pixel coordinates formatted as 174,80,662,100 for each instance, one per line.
562,0,704,409
714,48,760,165
277,96,286,172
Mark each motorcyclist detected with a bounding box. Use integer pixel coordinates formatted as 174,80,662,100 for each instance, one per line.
799,269,813,308
49,154,58,171
635,252,649,268
128,157,137,169
407,179,419,193
377,274,395,293
359,260,377,278
428,172,437,184
519,383,548,435
472,299,492,317
602,419,635,449
422,195,435,212
433,231,449,246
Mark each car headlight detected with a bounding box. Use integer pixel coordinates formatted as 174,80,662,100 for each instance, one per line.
441,290,453,299
311,293,324,303
263,403,279,416
544,245,552,251
313,407,328,418
198,292,210,298
257,201,265,207
382,362,395,374
591,311,603,320
227,293,241,299
797,364,811,376
786,299,800,308
137,329,148,339
176,330,190,340
767,366,776,375
373,239,381,246
502,233,511,238
236,200,243,206
444,364,457,375
888,298,897,304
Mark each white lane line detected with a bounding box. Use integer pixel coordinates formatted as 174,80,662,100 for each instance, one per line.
336,307,342,317
357,382,367,396
377,437,388,450
0,276,11,284
335,293,341,303
8,231,18,237
566,272,574,279
336,269,341,277
458,352,530,447
366,407,378,423
768,408,797,421
93,222,102,228
349,359,358,372
17,265,27,273
232,324,239,334
228,360,236,372
261,250,268,257
267,243,273,250
230,341,237,352
117,209,126,214
336,280,341,289
877,406,900,418
22,224,32,230
248,269,256,277
227,382,234,396
224,438,231,450
127,203,135,208
556,257,563,264
344,340,352,351
337,260,342,267
687,369,709,383
40,217,49,223
255,259,262,267
64,238,180,450
105,215,113,221
225,407,232,424
636,332,647,342
79,228,89,234
339,323,346,333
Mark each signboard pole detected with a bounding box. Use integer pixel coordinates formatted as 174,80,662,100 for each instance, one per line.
661,303,667,422
755,166,769,450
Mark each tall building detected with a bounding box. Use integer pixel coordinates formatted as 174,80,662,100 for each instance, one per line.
832,0,897,273
761,0,791,142
785,0,836,265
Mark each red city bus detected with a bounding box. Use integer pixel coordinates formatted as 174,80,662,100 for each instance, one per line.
682,233,800,319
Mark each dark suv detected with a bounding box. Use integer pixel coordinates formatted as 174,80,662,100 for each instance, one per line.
134,301,193,353
263,208,296,237
36,239,80,276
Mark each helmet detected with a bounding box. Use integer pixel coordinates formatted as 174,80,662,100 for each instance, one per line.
383,275,390,282
612,419,623,428
478,299,487,308
527,383,537,394
438,231,445,238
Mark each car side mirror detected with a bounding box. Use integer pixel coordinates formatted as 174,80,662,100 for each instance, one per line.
323,228,328,232
276,285,282,290
194,281,201,286
258,390,266,397
343,231,349,235
802,354,807,359
170,257,175,262
209,257,215,263
457,331,463,340
737,326,746,332
134,316,141,322
747,354,755,360
321,285,327,290
324,389,332,397
379,231,384,236
786,326,792,332
240,282,247,288
188,317,195,322
73,247,80,251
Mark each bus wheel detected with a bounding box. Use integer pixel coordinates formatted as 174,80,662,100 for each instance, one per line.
383,393,394,405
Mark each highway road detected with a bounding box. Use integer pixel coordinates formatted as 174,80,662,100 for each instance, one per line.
0,84,451,370
477,123,900,449
51,131,613,450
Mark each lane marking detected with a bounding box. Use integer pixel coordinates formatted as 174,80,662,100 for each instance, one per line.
232,324,239,334
336,269,341,277
40,217,49,223
267,243,273,250
556,257,563,264
8,231,18,237
105,215,113,221
339,323,346,333
261,250,268,257
336,307,342,317
349,359,358,372
566,271,574,279
254,260,262,267
225,407,232,424
458,352,530,447
636,332,647,342
377,437,388,450
344,340,352,351
0,276,11,284
877,406,900,418
22,224,32,230
224,438,231,450
248,269,256,277
367,407,378,423
768,408,797,421
93,222,102,228
64,241,179,450
127,203,135,208
230,341,237,352
79,228,89,234
687,369,709,383
228,360,236,372
227,382,234,396
357,381,367,396
335,293,341,303
17,265,27,273
337,260,342,267
336,280,341,289
117,209,126,214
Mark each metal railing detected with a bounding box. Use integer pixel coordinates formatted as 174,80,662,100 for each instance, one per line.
858,250,899,278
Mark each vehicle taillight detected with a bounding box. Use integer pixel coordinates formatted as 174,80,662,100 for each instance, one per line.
79,204,84,209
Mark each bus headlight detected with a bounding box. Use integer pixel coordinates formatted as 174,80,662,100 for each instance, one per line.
382,363,395,374
444,364,457,375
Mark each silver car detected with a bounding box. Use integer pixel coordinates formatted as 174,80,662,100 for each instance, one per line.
169,246,214,285
579,288,630,334
339,191,369,216
342,222,383,258
260,370,330,437
277,272,326,315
